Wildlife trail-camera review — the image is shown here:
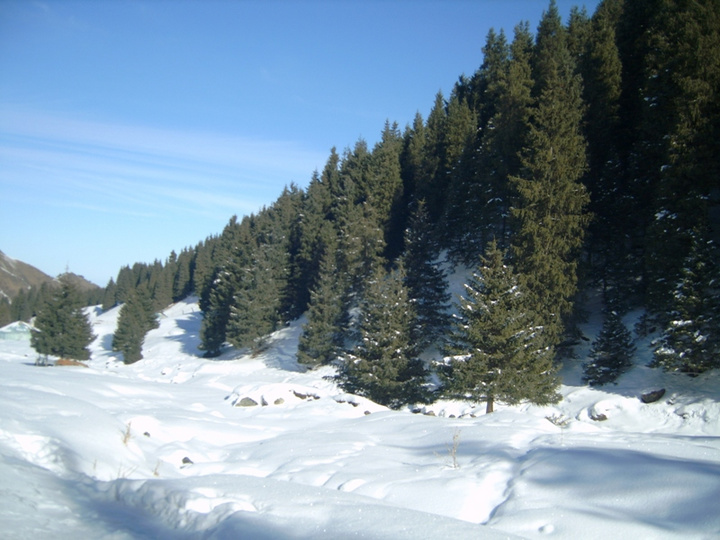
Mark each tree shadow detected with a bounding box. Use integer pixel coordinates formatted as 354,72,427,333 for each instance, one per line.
165,312,204,357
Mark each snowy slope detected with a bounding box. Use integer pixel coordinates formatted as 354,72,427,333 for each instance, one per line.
1,297,719,539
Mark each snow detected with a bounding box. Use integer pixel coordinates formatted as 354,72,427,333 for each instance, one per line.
1,297,719,539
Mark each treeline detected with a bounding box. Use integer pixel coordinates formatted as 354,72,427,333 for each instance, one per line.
194,0,719,405
21,0,720,408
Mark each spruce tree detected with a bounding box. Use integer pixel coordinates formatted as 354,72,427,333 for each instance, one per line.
583,309,635,386
225,241,280,351
399,112,427,212
511,4,590,346
438,90,478,253
479,22,535,248
652,228,720,376
582,0,632,300
297,242,345,367
337,263,428,409
402,202,451,351
101,278,117,311
112,286,158,364
416,92,447,223
200,216,253,357
443,241,559,413
31,279,94,362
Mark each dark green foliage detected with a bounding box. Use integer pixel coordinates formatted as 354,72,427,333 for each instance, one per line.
85,0,719,397
112,287,158,364
199,216,253,357
297,243,345,367
31,279,94,361
369,121,406,260
101,278,117,311
291,165,337,316
415,92,447,223
226,242,280,351
641,0,720,315
443,241,559,413
0,298,11,327
584,309,635,386
337,264,428,409
402,202,451,350
652,228,720,375
511,3,590,345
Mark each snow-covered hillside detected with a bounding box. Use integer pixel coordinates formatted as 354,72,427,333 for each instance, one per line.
1,297,719,539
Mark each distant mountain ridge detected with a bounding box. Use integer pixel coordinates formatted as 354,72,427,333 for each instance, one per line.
0,250,98,300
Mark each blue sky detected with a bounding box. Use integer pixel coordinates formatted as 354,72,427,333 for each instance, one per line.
0,0,600,286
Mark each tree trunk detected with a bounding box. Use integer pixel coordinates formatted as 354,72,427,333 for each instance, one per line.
486,396,494,414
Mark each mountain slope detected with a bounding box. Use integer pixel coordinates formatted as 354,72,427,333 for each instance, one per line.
0,250,52,300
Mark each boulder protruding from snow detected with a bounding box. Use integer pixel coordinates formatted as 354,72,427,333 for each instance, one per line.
641,389,666,404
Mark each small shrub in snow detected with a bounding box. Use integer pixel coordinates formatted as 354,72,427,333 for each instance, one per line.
583,310,635,386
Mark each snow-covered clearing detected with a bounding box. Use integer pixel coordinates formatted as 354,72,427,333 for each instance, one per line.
1,297,719,539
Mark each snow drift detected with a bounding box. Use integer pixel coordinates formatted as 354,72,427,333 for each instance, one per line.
0,297,718,539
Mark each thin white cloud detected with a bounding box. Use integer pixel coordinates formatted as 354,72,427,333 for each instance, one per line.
0,105,325,219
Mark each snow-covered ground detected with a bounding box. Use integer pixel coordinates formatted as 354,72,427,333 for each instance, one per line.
1,296,719,539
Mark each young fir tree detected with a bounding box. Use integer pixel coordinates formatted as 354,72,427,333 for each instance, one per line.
337,263,428,409
297,242,345,367
511,3,590,346
583,309,635,386
31,279,94,362
112,286,158,364
402,202,451,351
652,228,720,376
442,241,559,413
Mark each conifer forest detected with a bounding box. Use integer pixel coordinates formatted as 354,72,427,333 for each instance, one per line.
13,0,720,407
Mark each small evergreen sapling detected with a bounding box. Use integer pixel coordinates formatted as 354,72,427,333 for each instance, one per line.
583,309,635,386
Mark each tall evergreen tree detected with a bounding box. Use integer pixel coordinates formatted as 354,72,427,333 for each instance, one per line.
477,22,535,249
369,121,406,259
439,90,478,252
582,0,632,300
443,241,559,413
292,168,337,315
112,286,158,364
399,112,427,212
101,278,117,311
511,4,590,346
337,263,428,409
297,241,345,367
31,279,94,362
402,202,451,351
200,216,254,357
416,92,447,223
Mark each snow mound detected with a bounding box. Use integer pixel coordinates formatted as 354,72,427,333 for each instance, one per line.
1,296,718,539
